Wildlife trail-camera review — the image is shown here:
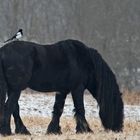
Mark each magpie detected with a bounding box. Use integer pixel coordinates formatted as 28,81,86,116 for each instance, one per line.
4,29,23,43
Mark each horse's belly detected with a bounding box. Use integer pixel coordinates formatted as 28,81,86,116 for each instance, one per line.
29,80,70,92
28,60,85,92
28,71,71,92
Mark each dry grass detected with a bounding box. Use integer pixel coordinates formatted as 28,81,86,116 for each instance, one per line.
122,89,140,105
0,117,140,140
0,90,139,139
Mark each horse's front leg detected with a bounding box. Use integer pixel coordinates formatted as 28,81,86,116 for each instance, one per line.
0,90,20,136
47,92,67,134
13,103,31,135
72,85,93,133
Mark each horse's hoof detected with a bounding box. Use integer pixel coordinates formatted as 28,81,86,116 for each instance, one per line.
87,128,94,133
46,126,62,135
46,130,62,135
76,128,93,134
0,127,12,136
15,127,31,135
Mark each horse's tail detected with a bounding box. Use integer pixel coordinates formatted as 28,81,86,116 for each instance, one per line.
88,48,124,132
0,50,7,125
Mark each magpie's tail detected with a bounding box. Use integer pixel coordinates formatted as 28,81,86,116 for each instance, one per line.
4,38,12,43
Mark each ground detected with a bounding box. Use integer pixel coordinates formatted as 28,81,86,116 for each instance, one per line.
0,90,140,140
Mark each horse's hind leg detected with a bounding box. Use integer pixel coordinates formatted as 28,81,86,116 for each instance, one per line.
13,103,30,135
0,90,21,135
47,92,67,134
72,85,93,133
0,88,6,135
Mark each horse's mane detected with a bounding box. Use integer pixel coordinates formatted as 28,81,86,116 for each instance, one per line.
89,48,124,131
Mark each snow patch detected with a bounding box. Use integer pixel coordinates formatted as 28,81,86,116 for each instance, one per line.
19,93,140,121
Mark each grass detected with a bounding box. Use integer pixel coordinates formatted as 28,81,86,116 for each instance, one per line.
122,89,140,105
0,90,140,140
0,117,140,140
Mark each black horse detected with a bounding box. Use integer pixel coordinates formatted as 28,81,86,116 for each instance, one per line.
0,39,124,135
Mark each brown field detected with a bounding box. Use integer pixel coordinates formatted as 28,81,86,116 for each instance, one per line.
0,117,140,140
0,90,140,140
122,89,140,105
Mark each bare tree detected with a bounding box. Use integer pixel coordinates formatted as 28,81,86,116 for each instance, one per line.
0,0,140,90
